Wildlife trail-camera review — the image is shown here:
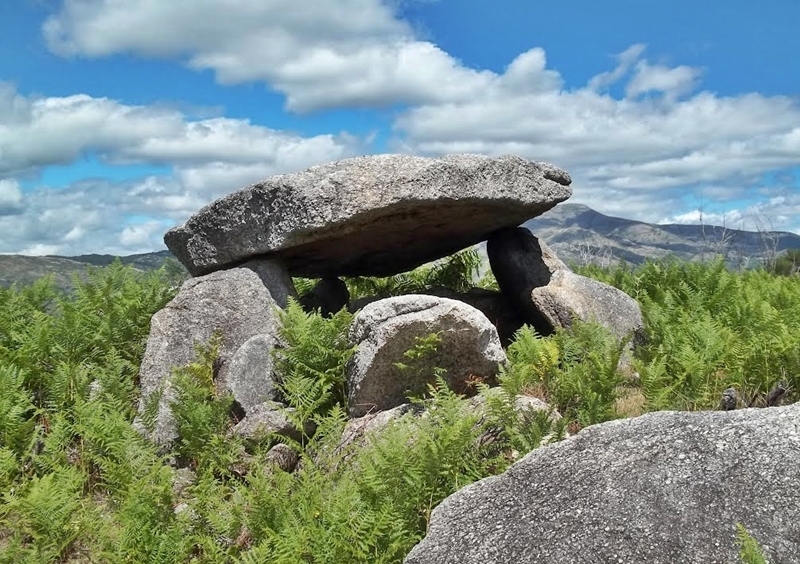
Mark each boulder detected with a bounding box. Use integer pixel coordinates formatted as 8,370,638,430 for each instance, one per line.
338,404,419,451
264,443,300,473
350,288,526,347
425,287,527,347
346,295,508,417
335,392,559,464
467,388,563,451
221,334,279,413
230,401,311,443
531,268,645,345
468,388,558,421
134,259,294,446
404,403,800,564
165,154,572,278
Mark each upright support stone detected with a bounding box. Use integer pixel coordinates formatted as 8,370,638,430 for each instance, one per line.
299,277,350,317
487,227,566,334
487,227,645,352
133,258,295,446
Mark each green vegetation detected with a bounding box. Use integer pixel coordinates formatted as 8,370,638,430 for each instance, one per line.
0,255,797,562
772,248,800,277
577,258,799,411
737,525,769,564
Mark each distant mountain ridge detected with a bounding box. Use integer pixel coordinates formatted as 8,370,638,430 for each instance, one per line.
0,250,178,290
62,250,175,271
2,205,799,289
524,203,800,267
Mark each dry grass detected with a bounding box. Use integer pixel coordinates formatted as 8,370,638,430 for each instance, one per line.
614,386,647,418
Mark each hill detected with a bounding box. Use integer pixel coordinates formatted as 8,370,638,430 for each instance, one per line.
0,250,180,291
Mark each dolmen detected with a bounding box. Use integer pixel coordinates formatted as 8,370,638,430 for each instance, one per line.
135,153,643,445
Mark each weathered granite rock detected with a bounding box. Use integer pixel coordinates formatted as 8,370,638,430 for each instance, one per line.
350,288,526,347
467,388,563,451
221,334,279,413
264,443,300,473
425,287,527,346
165,154,572,278
346,295,508,417
468,388,558,421
531,268,645,345
339,404,419,451
134,259,294,446
404,403,800,564
230,401,311,443
299,277,350,317
487,227,567,333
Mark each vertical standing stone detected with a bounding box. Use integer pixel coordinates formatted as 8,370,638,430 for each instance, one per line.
487,227,566,334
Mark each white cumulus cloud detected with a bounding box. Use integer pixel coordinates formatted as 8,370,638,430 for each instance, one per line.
120,220,163,248
43,0,490,112
391,46,800,230
10,1,799,249
625,61,703,100
0,83,362,178
0,83,365,255
0,179,23,214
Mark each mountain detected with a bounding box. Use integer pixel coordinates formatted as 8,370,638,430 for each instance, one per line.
524,203,800,267
2,206,799,290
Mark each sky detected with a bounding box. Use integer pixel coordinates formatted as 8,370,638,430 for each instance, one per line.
1,0,799,256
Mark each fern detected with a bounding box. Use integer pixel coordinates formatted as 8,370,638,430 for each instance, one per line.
169,334,244,475
498,321,626,429
737,524,769,564
345,248,483,300
273,299,355,450
109,465,193,563
0,466,85,562
498,325,560,397
0,364,37,457
1,254,798,562
578,258,800,410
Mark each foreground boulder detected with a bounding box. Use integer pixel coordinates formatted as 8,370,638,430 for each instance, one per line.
134,259,294,445
346,295,508,417
165,154,572,278
404,403,800,564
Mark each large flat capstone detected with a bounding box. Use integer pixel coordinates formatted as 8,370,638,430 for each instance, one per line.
165,154,572,278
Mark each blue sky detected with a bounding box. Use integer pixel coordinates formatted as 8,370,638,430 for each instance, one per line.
1,0,799,256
